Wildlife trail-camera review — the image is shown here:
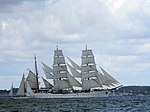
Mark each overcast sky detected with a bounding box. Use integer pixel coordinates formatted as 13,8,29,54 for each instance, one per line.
0,0,150,89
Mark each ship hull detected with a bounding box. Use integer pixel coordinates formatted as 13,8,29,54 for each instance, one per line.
27,90,111,98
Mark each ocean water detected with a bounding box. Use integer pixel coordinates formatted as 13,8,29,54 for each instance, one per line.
0,96,150,112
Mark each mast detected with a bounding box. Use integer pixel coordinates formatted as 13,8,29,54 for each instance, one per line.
34,54,39,92
53,46,72,92
81,46,102,90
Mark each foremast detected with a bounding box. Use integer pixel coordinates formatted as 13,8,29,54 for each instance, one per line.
53,47,72,92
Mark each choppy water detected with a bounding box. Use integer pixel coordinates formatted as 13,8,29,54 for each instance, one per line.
0,96,150,112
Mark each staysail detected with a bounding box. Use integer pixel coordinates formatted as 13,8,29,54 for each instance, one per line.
100,67,119,86
67,73,82,87
16,74,25,96
42,62,53,73
42,67,54,79
42,77,53,89
67,57,81,70
67,63,81,78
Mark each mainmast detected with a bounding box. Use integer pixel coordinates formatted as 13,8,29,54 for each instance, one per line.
34,54,39,92
81,46,103,91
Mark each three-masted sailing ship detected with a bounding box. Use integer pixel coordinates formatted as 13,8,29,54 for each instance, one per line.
14,46,121,98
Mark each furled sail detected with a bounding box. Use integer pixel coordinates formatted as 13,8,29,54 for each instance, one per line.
53,48,72,91
9,84,13,96
67,64,81,78
67,57,81,70
42,67,53,79
16,74,25,96
42,77,53,89
67,73,82,87
26,70,38,89
100,67,119,85
96,72,106,86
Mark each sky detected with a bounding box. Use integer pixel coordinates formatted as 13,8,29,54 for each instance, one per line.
0,0,150,89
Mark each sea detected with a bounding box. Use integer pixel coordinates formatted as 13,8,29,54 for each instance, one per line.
0,96,150,112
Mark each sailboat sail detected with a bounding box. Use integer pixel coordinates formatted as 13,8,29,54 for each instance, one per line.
16,74,25,96
42,77,53,89
67,57,81,70
81,48,102,90
67,73,82,87
82,79,101,90
26,81,34,96
53,48,71,91
67,63,81,78
42,67,54,79
9,84,13,96
26,70,38,89
42,62,53,73
100,67,119,85
53,79,71,91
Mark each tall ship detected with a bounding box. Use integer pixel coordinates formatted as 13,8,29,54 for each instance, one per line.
13,46,121,98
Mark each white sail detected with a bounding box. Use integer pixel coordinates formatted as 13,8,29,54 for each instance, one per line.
54,50,64,56
53,80,71,91
53,57,65,65
53,72,68,79
42,67,54,79
9,84,13,96
16,74,25,96
42,77,53,89
26,70,37,89
82,72,97,79
82,57,95,65
100,67,119,85
42,62,53,73
81,47,104,90
53,48,72,91
67,73,82,87
96,72,106,86
67,64,81,78
82,65,97,73
67,57,81,70
82,49,93,57
53,65,67,72
82,79,101,90
26,81,34,97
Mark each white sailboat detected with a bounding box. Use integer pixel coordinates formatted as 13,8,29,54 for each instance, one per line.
16,46,121,98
